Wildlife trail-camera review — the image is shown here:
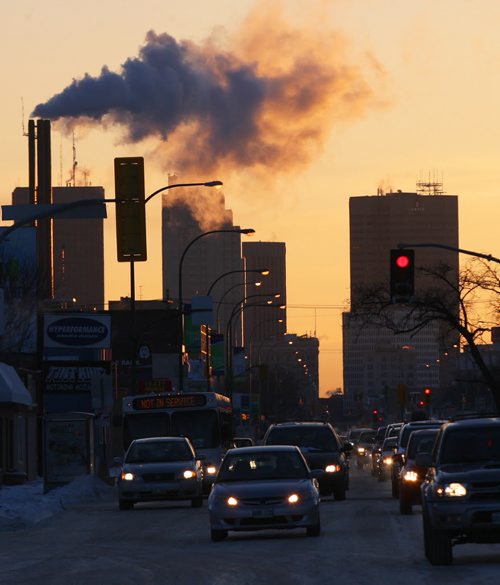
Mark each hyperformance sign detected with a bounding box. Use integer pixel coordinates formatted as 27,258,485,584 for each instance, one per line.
44,314,111,349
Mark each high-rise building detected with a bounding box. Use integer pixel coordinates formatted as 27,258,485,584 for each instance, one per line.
161,181,245,350
343,190,460,417
12,186,105,310
242,241,287,346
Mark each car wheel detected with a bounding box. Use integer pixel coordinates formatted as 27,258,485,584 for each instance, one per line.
306,520,321,537
210,528,228,542
423,512,453,565
191,496,203,508
399,490,412,515
119,500,134,511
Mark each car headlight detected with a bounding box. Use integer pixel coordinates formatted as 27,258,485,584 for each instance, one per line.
383,457,393,465
227,496,239,506
121,472,135,481
325,464,341,473
206,465,218,475
436,483,467,497
402,470,418,482
357,447,365,454
182,470,196,479
287,493,300,504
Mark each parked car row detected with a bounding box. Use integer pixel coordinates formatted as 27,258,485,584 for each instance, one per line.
115,420,353,542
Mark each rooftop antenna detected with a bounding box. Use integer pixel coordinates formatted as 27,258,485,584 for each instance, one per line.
21,97,28,137
416,169,445,195
72,131,78,187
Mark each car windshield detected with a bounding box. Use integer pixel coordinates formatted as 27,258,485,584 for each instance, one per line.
359,431,376,444
400,423,442,449
348,429,371,442
387,425,402,438
441,428,500,464
406,431,439,459
265,426,339,451
382,437,397,450
126,441,193,463
217,452,310,482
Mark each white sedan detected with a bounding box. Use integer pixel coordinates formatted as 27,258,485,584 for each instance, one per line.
208,445,321,541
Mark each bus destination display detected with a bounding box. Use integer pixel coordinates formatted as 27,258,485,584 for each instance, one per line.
131,394,207,411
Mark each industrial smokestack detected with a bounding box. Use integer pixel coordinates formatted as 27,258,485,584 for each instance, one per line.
28,119,36,206
35,118,53,300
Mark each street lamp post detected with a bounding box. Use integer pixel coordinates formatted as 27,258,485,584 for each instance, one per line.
178,228,255,393
225,298,284,399
127,180,223,394
205,273,269,392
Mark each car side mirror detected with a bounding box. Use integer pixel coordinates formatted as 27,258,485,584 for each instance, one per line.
415,453,433,467
342,442,353,452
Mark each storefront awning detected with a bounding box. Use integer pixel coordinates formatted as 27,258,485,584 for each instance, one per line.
0,363,33,406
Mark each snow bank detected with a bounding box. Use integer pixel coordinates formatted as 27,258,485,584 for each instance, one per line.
0,475,114,531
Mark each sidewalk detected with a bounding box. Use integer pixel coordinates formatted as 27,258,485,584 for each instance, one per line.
0,474,115,531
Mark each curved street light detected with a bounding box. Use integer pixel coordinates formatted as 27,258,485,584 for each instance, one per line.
206,278,266,391
145,180,222,204
225,298,285,398
206,268,270,297
178,227,255,392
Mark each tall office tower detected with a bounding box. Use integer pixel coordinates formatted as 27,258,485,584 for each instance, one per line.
161,183,245,346
343,190,459,417
242,241,287,346
12,186,105,309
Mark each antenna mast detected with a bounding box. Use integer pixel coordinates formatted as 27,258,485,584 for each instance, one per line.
416,170,445,195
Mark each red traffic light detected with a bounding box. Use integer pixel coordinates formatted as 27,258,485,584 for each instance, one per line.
423,388,432,395
372,409,379,414
395,254,410,269
418,400,425,407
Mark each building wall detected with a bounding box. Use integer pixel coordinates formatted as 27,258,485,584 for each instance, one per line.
344,192,460,415
12,186,105,310
349,192,459,305
242,241,287,345
161,187,245,346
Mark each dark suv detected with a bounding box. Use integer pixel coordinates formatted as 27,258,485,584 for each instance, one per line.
262,421,351,500
419,415,500,565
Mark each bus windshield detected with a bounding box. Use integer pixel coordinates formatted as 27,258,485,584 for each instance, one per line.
123,413,170,448
172,410,219,450
123,409,220,450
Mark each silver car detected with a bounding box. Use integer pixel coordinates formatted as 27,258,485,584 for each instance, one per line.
117,436,203,510
208,445,321,541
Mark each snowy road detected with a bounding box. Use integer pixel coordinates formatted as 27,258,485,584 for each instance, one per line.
1,466,499,584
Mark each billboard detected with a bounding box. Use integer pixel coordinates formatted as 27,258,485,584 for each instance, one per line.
43,314,111,349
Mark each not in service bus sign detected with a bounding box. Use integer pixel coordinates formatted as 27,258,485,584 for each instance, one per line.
44,314,111,349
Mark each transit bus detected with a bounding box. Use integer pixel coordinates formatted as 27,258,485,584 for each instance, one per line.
122,391,233,490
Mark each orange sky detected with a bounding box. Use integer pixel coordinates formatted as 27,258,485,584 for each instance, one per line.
1,0,500,395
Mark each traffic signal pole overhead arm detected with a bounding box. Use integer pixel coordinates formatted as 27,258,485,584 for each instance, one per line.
398,242,500,264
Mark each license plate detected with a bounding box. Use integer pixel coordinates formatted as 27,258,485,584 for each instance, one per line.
491,512,500,523
252,508,274,518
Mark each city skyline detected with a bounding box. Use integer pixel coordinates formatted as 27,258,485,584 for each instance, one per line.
1,1,500,395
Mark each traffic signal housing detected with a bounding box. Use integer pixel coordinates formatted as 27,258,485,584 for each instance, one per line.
390,249,414,303
423,387,432,405
114,157,147,262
